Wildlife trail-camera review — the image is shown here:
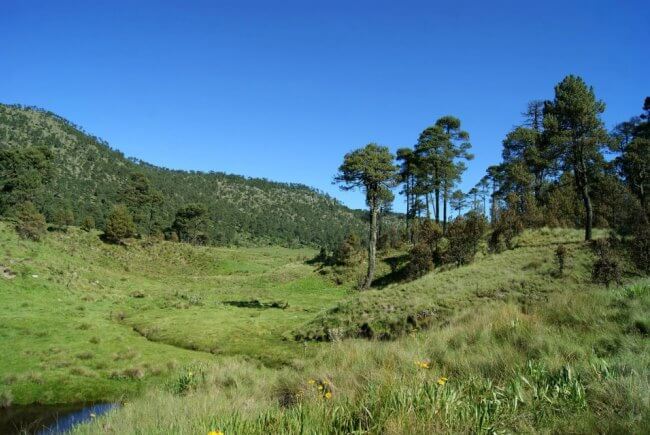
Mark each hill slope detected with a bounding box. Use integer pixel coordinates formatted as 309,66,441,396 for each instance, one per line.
0,104,364,247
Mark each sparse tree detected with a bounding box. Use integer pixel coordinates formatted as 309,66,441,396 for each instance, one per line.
435,116,473,230
544,75,609,240
335,144,397,289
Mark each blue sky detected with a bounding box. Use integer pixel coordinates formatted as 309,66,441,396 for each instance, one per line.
1,0,648,211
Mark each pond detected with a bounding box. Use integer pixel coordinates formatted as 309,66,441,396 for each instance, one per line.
0,402,118,434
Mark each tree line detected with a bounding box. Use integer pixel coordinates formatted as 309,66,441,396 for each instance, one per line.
334,75,648,289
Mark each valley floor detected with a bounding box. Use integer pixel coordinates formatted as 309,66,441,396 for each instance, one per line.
1,224,648,433
0,223,345,405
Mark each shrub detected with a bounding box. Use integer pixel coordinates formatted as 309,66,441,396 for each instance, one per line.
446,213,487,266
520,192,544,227
591,240,622,287
405,242,434,279
172,203,210,245
104,204,136,243
332,233,361,266
51,207,75,228
417,219,443,247
489,194,524,253
81,216,95,231
15,202,47,241
169,364,206,395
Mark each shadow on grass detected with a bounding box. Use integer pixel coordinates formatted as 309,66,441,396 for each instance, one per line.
223,299,289,309
371,253,411,288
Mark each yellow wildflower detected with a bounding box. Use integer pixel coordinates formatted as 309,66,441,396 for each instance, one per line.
324,391,332,399
208,431,224,435
415,360,430,369
308,379,316,384
437,376,448,386
318,385,323,390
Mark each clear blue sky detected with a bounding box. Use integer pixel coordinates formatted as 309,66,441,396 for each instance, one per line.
1,0,648,211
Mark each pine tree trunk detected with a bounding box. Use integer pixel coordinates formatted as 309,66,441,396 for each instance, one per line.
425,193,430,220
435,188,440,223
405,186,411,242
576,153,593,241
491,184,498,224
443,189,448,231
363,197,378,289
579,175,593,241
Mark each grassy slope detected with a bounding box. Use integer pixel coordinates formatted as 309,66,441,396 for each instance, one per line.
296,228,609,340
72,228,649,434
2,224,648,432
0,222,346,404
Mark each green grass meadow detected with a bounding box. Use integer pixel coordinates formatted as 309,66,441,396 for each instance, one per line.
1,223,648,433
0,222,346,404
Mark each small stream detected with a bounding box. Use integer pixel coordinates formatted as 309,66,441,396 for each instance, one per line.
0,402,118,434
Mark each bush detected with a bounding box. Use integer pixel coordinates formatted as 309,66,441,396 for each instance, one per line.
405,242,434,279
51,207,75,228
332,233,361,266
446,213,487,266
15,202,47,241
172,203,210,245
81,216,95,231
104,204,136,243
591,239,622,287
489,211,523,253
416,219,445,263
489,194,524,253
377,225,404,251
169,364,206,395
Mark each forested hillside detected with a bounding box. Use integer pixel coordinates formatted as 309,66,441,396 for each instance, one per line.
0,104,365,247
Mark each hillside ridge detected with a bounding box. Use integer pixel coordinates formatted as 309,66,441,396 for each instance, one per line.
0,103,365,247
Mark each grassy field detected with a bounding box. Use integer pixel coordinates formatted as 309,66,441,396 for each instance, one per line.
74,278,650,433
0,222,346,404
2,223,648,433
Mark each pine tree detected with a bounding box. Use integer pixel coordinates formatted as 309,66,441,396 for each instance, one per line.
335,144,396,289
544,75,609,240
434,116,473,230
